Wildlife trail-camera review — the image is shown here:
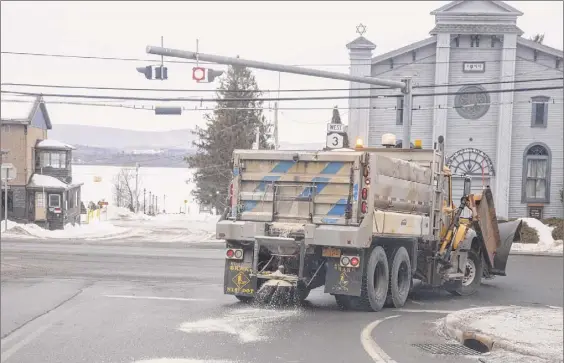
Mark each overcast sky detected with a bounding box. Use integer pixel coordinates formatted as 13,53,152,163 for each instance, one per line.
1,1,562,145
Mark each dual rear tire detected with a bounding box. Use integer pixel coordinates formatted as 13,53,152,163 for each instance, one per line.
335,245,412,312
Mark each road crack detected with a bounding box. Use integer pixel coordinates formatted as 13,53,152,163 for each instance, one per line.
0,282,93,340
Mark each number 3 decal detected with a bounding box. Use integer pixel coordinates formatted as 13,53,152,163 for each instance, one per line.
332,136,338,146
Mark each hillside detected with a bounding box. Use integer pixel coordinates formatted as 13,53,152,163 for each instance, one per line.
49,124,197,149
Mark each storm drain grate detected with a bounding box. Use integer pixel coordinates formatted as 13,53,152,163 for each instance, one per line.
413,343,483,356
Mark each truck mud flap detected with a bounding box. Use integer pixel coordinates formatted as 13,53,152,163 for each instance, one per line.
224,249,257,297
324,258,364,297
490,219,523,276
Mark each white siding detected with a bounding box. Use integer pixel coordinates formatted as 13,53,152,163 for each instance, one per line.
509,45,564,218
368,43,436,148
445,35,502,167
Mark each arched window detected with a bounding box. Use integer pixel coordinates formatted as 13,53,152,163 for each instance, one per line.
522,143,552,203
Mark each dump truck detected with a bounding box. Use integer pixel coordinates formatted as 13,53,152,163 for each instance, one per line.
216,135,523,311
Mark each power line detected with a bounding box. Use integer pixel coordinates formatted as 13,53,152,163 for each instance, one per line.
2,85,562,102
2,76,562,93
3,97,560,115
3,49,563,67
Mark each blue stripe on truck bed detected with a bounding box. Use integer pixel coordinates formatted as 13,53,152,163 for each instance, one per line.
254,161,296,192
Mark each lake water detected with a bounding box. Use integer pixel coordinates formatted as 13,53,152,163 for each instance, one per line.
73,165,198,214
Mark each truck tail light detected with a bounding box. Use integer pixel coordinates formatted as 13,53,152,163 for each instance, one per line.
361,201,368,214
226,248,243,260
361,188,368,200
340,255,360,268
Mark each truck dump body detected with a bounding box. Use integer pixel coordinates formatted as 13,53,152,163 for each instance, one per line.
232,150,364,226
218,141,516,309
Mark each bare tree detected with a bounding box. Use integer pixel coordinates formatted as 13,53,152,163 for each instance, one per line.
112,168,140,212
530,33,545,44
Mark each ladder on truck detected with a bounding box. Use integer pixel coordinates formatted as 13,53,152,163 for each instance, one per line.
429,141,446,239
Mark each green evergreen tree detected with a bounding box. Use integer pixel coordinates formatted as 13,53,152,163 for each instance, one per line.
331,105,342,124
186,65,272,213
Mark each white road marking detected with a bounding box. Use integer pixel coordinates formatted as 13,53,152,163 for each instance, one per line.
135,359,236,363
361,315,400,363
103,295,210,302
1,323,52,362
398,308,454,314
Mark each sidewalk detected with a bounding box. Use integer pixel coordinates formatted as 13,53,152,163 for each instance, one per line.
443,306,563,362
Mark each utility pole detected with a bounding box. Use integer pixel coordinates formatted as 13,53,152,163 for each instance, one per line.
401,78,413,149
274,102,279,150
145,45,411,147
149,191,152,215
3,178,7,231
254,126,260,150
143,188,146,214
135,163,140,212
163,194,166,213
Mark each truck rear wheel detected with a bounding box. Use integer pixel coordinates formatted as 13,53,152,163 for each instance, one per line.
387,246,412,308
445,249,483,296
334,246,389,312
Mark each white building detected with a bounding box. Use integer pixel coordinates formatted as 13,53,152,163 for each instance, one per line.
346,0,563,219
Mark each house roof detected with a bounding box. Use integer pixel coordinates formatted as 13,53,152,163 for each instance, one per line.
0,97,53,129
36,139,76,150
430,0,523,16
28,174,69,190
371,37,436,65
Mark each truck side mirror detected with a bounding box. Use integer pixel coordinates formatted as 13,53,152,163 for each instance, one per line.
463,177,472,196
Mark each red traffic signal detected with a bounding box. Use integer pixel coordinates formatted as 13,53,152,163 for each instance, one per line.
192,67,206,82
192,67,224,83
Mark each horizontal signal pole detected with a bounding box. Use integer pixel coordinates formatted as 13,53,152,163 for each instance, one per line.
146,46,406,90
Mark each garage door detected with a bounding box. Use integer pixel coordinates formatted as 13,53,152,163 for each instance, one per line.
451,177,493,218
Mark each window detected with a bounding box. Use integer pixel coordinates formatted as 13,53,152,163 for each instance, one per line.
39,152,67,169
522,143,551,203
531,96,549,127
2,125,10,133
48,194,61,208
396,98,404,125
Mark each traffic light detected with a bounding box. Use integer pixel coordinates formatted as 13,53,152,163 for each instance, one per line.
136,65,168,80
192,67,224,83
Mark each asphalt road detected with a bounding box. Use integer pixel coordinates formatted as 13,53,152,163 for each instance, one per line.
1,238,562,363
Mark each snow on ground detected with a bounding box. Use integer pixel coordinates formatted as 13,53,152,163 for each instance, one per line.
511,218,563,255
1,217,135,240
445,306,563,362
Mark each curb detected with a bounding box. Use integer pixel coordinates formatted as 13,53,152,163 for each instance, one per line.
509,250,563,257
443,308,557,361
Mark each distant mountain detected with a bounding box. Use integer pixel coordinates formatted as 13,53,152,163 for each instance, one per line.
49,124,197,149
50,124,326,151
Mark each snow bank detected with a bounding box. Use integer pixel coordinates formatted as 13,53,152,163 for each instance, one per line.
1,218,135,240
106,206,154,221
511,218,563,255
445,306,563,362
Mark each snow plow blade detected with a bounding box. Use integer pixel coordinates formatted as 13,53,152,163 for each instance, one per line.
490,219,523,276
472,187,519,276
